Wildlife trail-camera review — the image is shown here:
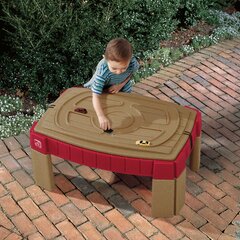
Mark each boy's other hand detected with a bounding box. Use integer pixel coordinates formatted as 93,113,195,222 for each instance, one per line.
107,84,123,94
98,115,111,130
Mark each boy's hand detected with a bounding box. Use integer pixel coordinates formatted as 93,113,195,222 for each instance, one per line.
107,84,123,94
98,115,111,130
108,73,132,94
92,93,111,130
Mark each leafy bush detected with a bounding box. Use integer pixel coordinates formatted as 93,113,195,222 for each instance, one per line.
202,10,240,40
207,0,238,9
176,0,209,26
204,9,240,28
1,0,238,105
114,0,181,51
0,0,180,104
0,1,110,103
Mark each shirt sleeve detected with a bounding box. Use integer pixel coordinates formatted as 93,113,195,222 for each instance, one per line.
91,75,106,95
130,57,140,73
90,59,108,95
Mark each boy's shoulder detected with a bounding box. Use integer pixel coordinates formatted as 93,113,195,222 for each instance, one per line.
96,58,109,75
130,56,138,63
97,58,108,68
129,56,140,71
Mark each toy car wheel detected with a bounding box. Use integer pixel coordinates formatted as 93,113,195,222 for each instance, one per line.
136,140,150,146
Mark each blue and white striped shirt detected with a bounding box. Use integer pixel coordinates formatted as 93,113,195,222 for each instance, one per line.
84,57,139,95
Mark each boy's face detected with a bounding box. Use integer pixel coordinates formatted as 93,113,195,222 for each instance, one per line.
107,60,130,75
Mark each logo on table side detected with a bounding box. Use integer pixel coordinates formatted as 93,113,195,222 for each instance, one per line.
34,139,42,149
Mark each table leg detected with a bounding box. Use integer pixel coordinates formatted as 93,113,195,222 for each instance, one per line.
31,149,55,190
190,135,201,172
152,169,186,217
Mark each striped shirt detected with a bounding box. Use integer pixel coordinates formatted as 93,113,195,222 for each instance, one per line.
84,57,139,94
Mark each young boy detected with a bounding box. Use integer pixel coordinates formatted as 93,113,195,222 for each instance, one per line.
84,38,140,130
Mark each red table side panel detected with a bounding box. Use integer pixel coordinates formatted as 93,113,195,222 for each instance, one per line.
58,141,70,160
29,123,183,180
111,155,125,173
82,148,97,168
140,160,153,176
153,161,175,179
175,138,191,178
48,138,60,157
70,145,84,164
186,106,202,136
95,153,111,171
30,122,48,154
125,157,140,175
30,106,201,181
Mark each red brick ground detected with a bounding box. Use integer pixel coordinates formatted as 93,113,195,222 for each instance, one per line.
0,38,240,240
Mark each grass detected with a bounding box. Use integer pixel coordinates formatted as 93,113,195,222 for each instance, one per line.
0,9,240,140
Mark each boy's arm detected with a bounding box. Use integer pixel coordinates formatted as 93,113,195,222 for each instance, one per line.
108,74,132,94
92,93,111,130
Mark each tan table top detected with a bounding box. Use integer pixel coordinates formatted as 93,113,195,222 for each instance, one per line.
35,88,196,160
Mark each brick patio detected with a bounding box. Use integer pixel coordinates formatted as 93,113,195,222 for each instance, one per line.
0,38,240,240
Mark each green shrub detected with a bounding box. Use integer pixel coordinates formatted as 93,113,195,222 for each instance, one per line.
0,1,112,102
176,0,238,27
202,8,240,26
202,10,240,39
114,0,181,51
207,0,238,9
176,0,209,26
0,0,181,103
1,0,233,104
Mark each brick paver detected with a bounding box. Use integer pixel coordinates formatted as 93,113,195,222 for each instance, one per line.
0,38,240,239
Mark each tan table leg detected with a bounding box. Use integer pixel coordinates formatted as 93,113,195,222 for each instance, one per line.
190,135,201,172
31,149,55,190
152,169,186,217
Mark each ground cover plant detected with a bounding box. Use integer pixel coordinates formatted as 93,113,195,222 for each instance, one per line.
0,95,45,138
0,0,239,139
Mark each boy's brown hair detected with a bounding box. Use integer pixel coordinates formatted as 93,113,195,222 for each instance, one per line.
104,38,133,62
